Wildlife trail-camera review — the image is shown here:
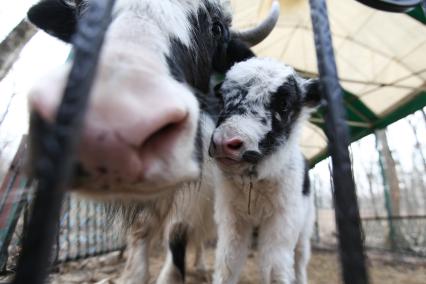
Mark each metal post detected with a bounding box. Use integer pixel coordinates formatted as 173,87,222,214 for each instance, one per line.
308,1,369,283
12,1,115,283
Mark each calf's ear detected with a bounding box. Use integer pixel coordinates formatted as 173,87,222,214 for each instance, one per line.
27,0,78,42
303,78,323,108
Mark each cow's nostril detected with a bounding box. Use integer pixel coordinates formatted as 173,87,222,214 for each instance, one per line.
154,123,179,138
74,162,90,178
225,138,243,151
141,117,188,153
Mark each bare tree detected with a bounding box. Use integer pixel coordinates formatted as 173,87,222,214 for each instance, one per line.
376,129,414,251
0,19,37,81
408,117,426,172
407,117,426,212
376,129,401,215
366,169,380,217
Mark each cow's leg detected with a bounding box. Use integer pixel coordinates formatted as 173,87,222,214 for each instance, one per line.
119,235,151,284
258,215,300,284
212,219,252,284
156,222,188,284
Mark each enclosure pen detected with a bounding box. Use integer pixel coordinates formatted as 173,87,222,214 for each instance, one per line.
11,1,116,284
7,0,424,284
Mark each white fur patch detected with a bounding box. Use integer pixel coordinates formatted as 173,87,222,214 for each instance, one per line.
225,57,296,102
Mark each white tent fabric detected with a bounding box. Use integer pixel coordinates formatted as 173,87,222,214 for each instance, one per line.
230,0,426,160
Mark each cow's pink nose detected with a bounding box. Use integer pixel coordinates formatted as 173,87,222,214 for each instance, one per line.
27,66,197,182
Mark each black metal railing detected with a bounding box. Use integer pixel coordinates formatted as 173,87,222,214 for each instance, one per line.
12,1,116,283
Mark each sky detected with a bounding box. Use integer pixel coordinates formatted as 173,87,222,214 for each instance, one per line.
0,1,70,168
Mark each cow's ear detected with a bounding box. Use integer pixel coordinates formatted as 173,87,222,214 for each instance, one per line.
225,39,255,68
213,38,255,73
213,82,223,97
27,0,78,42
303,78,323,108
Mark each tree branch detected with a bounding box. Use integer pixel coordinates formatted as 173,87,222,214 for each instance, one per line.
0,19,37,82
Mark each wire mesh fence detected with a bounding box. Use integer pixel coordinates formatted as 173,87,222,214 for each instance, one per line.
310,111,426,257
362,215,426,256
4,191,125,273
54,194,125,263
314,206,426,257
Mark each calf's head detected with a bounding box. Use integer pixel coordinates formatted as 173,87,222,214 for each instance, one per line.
209,58,321,173
26,0,280,199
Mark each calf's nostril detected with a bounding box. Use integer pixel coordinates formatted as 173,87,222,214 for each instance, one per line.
226,139,243,151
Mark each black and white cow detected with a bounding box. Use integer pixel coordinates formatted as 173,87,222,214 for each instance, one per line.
209,57,320,284
27,0,279,199
26,0,280,283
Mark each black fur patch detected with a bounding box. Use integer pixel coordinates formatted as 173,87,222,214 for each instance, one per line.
215,88,248,126
302,160,311,196
242,150,262,164
166,1,255,112
304,78,322,108
27,0,79,42
259,76,303,156
193,118,204,166
213,38,255,73
166,1,230,94
169,223,188,281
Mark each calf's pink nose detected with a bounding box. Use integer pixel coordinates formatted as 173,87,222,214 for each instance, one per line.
224,138,244,152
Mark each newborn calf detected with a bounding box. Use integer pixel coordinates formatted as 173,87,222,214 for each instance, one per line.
209,58,320,284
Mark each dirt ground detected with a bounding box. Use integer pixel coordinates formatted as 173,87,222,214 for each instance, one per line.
41,247,426,284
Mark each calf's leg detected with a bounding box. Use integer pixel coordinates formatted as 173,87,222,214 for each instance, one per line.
212,219,252,284
258,214,301,284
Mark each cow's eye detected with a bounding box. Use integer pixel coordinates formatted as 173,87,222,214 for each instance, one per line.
212,22,223,38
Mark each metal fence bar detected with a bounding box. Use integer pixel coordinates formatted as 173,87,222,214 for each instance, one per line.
76,197,82,260
66,196,72,262
362,215,426,221
308,1,369,284
85,201,90,258
12,1,115,283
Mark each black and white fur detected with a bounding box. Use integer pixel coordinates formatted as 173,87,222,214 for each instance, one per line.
27,0,258,198
209,58,320,284
109,117,217,284
26,1,279,283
